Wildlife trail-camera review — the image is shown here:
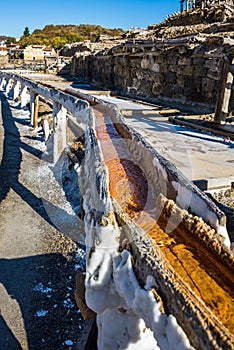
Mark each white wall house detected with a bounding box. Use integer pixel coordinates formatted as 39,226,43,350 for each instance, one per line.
24,45,57,62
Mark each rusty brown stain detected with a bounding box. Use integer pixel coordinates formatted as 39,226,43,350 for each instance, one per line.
94,105,234,334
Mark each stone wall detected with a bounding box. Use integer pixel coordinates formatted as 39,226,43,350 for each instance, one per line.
71,36,234,112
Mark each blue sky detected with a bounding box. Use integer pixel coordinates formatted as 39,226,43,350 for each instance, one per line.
0,0,179,38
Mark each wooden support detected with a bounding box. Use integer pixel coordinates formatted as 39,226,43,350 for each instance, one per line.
33,94,39,128
214,58,234,123
30,90,39,127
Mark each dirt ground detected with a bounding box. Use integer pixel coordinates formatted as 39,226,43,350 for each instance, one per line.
0,92,92,349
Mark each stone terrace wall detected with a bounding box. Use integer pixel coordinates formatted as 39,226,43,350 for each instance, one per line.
164,4,234,27
71,36,234,112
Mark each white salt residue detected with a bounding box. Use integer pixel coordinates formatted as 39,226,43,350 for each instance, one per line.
172,181,230,247
97,309,159,350
152,158,168,182
74,263,82,271
112,250,194,350
35,310,48,317
73,245,86,264
43,119,50,141
86,248,124,314
145,275,158,291
64,339,73,346
216,223,230,248
62,298,75,309
172,181,192,210
33,282,53,295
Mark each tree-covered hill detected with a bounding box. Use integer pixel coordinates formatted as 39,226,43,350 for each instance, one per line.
18,24,124,49
0,36,16,44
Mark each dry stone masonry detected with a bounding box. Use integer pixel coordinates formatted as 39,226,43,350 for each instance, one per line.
64,1,234,113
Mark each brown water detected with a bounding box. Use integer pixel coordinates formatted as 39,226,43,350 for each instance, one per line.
94,106,234,333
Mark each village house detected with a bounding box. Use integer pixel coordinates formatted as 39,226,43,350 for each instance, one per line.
24,45,57,63
7,43,24,59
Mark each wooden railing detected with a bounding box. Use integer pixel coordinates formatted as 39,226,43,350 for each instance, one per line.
0,72,89,163
0,71,233,350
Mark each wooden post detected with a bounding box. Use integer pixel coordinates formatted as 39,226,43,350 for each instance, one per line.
33,94,39,128
52,101,67,163
30,89,39,127
214,58,234,124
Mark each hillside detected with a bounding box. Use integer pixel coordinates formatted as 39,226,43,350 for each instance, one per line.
18,24,124,49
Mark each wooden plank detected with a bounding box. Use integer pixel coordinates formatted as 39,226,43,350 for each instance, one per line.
169,116,234,140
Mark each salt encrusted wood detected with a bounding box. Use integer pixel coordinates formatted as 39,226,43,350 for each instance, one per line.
113,199,234,350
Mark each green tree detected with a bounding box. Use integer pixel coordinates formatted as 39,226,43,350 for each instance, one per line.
6,37,16,45
18,24,124,49
23,27,30,37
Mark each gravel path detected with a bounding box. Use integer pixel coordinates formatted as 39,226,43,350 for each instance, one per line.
0,92,91,350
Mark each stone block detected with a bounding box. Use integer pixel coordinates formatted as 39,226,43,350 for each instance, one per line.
151,62,160,73
136,69,152,81
192,90,204,102
194,67,207,77
177,75,185,86
161,83,175,97
186,77,202,91
130,59,140,68
207,69,221,81
183,66,194,76
167,56,178,65
204,58,221,70
152,82,161,95
185,77,196,88
178,57,191,66
164,72,177,83
160,64,170,73
141,58,150,69
192,57,206,66
183,87,193,97
153,54,164,64
202,78,216,92
172,85,183,95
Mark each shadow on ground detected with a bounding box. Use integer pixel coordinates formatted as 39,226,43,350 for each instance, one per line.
0,92,83,241
0,253,86,349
